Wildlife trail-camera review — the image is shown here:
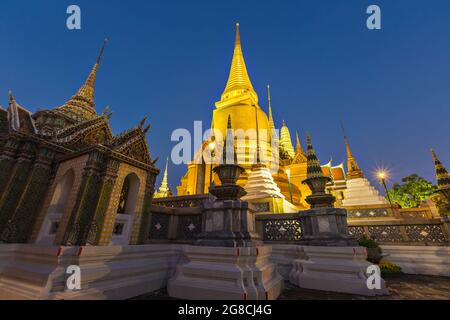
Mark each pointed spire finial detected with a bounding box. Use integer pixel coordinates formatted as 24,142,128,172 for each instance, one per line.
340,121,364,179
96,38,108,64
227,114,232,130
254,105,261,164
223,114,237,164
139,116,148,128
305,132,326,180
154,156,171,198
219,22,258,105
431,148,450,189
57,39,108,121
235,22,241,46
295,131,305,155
280,120,295,159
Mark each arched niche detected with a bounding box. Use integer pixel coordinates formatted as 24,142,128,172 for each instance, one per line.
36,169,75,245
111,173,140,245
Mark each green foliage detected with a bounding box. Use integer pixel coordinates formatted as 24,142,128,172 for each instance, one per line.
379,261,402,275
358,235,379,248
387,174,437,208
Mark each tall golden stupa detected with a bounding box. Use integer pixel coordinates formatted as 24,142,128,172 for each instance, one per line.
177,23,311,210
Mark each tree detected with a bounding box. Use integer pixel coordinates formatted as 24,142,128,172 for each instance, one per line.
387,174,437,208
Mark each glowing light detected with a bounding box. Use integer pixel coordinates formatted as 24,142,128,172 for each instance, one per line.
371,165,392,184
208,141,216,151
286,169,291,178
378,171,387,180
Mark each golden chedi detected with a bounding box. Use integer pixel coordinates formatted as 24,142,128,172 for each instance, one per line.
177,23,310,210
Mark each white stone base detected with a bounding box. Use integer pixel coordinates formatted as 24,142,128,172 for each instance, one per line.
167,245,284,300
342,178,388,207
381,245,450,277
289,246,388,296
242,165,285,201
0,244,181,300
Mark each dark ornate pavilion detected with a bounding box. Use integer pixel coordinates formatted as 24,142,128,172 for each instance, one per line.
0,41,160,246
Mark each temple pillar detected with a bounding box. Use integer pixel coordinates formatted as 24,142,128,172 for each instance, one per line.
62,151,104,245
0,139,20,197
137,172,157,244
289,134,388,296
85,158,120,245
6,148,55,243
196,162,206,194
0,142,35,238
168,120,284,300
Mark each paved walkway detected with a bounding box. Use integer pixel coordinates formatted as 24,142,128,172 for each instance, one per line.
279,275,450,300
132,275,450,300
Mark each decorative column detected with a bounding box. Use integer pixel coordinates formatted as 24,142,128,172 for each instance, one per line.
0,142,35,238
6,148,55,243
0,138,20,197
431,149,450,215
195,115,262,247
137,171,157,244
168,115,283,300
62,150,104,246
289,133,388,296
85,158,120,245
298,134,356,246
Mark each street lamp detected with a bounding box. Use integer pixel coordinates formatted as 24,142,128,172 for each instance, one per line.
286,168,293,204
208,140,216,187
378,171,393,206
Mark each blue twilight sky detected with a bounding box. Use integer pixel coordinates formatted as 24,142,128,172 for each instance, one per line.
0,0,449,193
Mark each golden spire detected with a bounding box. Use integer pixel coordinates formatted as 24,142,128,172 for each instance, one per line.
155,157,171,198
267,84,279,145
218,23,258,105
431,149,450,189
295,131,305,156
341,121,364,180
280,120,295,159
267,85,276,131
58,39,108,121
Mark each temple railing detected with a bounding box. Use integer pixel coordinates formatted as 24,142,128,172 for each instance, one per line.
147,195,449,246
146,204,203,243
344,204,437,220
255,213,302,243
152,195,209,208
397,208,434,220
255,213,450,246
348,218,449,246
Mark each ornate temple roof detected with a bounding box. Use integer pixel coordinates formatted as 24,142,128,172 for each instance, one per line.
292,131,307,164
321,160,346,181
431,149,450,189
53,114,113,147
55,39,108,122
7,91,37,134
2,40,157,172
217,23,258,107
